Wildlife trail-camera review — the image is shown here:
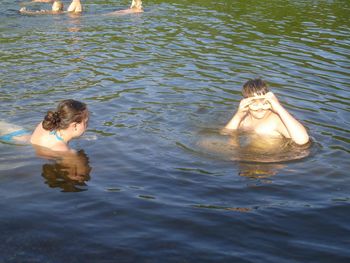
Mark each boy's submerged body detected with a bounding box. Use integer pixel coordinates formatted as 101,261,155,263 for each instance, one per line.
224,79,309,145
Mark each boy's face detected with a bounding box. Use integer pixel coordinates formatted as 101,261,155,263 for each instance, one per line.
247,95,271,119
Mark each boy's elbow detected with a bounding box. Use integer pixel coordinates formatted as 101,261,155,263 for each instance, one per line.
294,135,310,146
220,127,235,135
222,125,238,133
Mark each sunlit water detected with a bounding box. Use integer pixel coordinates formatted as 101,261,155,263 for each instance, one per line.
1,0,350,262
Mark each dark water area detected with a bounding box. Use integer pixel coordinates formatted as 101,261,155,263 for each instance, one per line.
1,0,350,262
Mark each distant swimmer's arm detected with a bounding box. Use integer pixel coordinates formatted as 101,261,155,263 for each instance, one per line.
265,92,309,145
224,97,252,131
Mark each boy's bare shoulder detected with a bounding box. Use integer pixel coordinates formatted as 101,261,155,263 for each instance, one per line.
267,111,283,123
266,111,291,138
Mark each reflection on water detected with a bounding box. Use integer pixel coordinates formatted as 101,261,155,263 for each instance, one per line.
66,12,82,32
40,149,92,192
193,204,253,213
238,162,285,179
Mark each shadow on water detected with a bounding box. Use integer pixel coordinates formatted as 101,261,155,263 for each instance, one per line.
40,149,92,192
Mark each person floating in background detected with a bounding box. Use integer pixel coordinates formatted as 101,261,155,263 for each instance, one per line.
109,0,143,15
21,0,82,14
30,99,89,152
20,0,64,14
223,78,309,145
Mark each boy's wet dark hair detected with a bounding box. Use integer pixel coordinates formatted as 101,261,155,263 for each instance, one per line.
242,78,269,98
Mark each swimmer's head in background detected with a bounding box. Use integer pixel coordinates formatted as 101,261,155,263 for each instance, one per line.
130,0,143,10
52,0,64,12
42,99,88,131
242,78,269,98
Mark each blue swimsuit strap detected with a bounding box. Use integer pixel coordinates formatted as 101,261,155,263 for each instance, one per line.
0,129,31,142
49,130,64,142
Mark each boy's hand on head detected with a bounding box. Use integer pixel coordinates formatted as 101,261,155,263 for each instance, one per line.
223,97,252,131
265,91,278,101
264,92,282,112
237,97,253,116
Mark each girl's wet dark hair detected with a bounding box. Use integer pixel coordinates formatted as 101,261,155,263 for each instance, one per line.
42,99,87,131
242,78,269,98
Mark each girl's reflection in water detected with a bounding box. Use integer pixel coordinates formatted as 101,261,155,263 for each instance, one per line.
36,147,92,192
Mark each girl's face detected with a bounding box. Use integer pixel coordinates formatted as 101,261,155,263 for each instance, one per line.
248,97,271,119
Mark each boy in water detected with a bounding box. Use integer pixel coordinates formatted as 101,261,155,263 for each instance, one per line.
223,78,309,145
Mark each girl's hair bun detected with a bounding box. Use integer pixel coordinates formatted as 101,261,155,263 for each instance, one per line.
42,111,61,131
42,100,87,131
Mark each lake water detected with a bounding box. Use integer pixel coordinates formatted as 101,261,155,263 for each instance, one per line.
1,0,350,262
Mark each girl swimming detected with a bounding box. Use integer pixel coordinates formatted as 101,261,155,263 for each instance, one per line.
0,99,89,154
30,99,89,152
